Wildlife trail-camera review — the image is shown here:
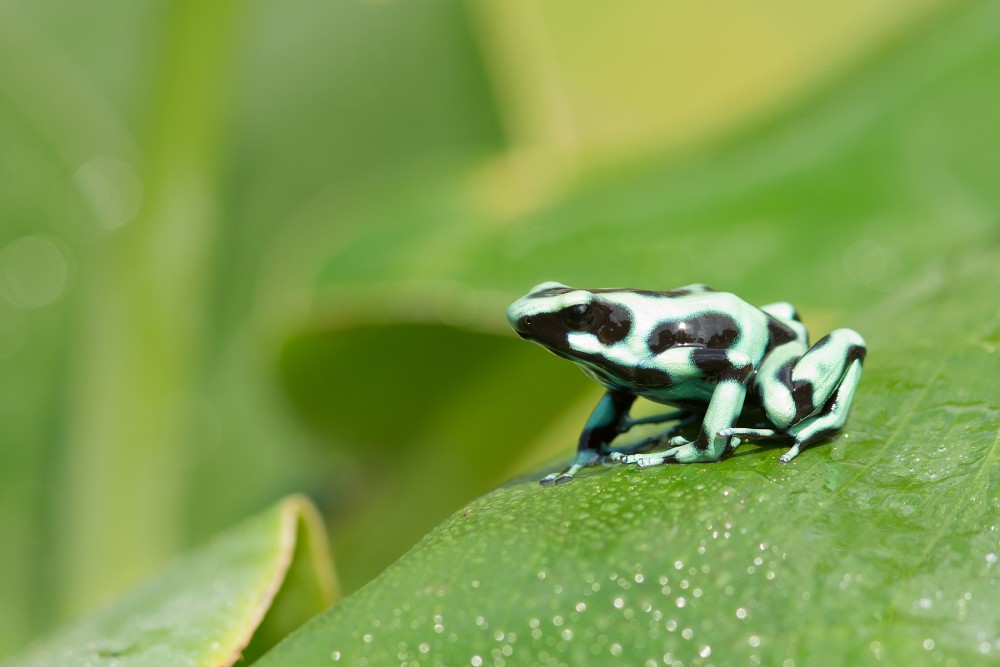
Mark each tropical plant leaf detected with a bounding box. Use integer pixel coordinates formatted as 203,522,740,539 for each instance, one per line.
256,250,1000,666
272,0,1000,595
1,496,337,667
290,1,1000,314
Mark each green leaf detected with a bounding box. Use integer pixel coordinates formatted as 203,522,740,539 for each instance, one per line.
256,251,1000,665
272,0,1000,596
296,1,1000,313
2,496,337,667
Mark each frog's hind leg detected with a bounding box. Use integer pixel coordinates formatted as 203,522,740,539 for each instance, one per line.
759,301,800,322
781,352,864,462
758,328,867,462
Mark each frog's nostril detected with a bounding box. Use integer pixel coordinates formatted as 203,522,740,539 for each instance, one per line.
524,317,533,327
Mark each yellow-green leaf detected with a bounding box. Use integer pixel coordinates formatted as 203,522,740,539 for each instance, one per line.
2,496,337,667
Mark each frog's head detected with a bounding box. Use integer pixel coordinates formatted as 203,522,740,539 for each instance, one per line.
507,282,632,361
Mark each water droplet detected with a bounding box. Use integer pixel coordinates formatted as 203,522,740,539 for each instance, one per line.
561,629,573,641
923,639,935,650
675,597,686,608
471,655,484,666
576,602,587,612
681,628,693,640
330,650,341,661
986,552,997,565
614,597,625,609
980,642,991,654
736,608,748,619
699,645,712,658
749,635,761,648
610,643,623,657
362,634,373,644
74,157,143,230
0,237,71,308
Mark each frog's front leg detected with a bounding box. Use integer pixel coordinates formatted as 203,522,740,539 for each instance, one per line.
622,349,752,467
540,389,635,485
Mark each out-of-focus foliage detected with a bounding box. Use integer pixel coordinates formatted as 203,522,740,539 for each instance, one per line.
4,496,336,667
0,0,996,661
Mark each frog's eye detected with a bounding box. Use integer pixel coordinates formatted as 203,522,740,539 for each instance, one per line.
563,303,596,331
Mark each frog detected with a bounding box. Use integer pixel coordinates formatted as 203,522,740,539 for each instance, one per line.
507,282,866,485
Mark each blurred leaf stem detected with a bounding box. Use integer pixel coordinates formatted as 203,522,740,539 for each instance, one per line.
59,0,241,617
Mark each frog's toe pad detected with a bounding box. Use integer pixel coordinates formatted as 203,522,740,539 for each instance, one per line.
778,443,803,463
539,472,577,485
636,455,666,468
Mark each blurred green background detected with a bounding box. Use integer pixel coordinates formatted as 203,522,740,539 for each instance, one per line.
3,0,997,658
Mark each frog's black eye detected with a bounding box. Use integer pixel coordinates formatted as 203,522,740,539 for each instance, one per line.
563,303,596,331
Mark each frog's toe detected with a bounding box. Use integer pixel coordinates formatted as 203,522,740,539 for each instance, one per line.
635,455,666,468
618,452,667,467
668,435,690,446
778,441,803,463
539,455,597,485
660,442,718,463
539,470,579,485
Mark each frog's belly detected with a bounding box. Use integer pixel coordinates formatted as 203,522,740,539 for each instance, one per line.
637,380,714,406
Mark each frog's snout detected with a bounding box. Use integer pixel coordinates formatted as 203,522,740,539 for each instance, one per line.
509,314,531,339
513,317,532,339
507,300,529,336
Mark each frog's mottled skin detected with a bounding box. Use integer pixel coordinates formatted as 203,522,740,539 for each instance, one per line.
507,282,866,485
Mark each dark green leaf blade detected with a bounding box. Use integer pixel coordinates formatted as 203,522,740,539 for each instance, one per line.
257,251,1000,666
2,496,337,667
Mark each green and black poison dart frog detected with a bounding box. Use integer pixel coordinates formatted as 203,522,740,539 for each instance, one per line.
507,282,866,485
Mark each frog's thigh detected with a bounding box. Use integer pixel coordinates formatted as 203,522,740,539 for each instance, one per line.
782,355,863,461
755,341,807,429
760,329,866,430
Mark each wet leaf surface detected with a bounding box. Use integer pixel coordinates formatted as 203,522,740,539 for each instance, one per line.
257,253,1000,666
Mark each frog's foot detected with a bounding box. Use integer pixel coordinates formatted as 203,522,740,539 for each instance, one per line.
778,442,803,464
614,451,668,468
605,435,661,461
539,450,601,486
619,438,734,466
